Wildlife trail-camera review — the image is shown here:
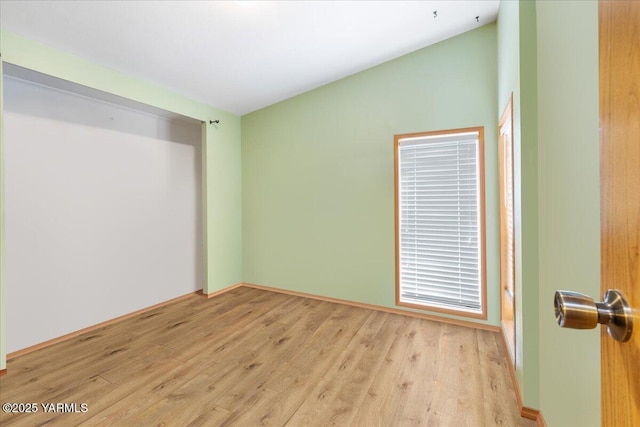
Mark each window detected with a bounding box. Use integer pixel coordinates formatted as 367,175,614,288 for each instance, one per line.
394,127,486,319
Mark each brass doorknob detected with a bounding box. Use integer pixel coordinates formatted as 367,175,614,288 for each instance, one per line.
554,289,633,342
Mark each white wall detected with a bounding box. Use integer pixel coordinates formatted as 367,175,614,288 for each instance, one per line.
4,76,203,353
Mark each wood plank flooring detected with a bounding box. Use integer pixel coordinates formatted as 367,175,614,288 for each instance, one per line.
0,287,534,426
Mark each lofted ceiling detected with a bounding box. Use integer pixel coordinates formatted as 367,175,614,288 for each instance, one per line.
0,1,499,115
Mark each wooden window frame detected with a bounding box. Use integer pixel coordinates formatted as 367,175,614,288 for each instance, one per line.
394,126,487,320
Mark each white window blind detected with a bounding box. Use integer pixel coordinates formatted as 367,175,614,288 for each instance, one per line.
396,129,484,315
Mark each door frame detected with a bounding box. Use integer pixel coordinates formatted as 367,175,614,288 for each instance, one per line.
499,93,516,367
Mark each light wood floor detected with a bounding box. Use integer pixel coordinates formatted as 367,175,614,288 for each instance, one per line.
0,287,534,426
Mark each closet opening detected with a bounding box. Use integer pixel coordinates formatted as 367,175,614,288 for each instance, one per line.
3,64,204,354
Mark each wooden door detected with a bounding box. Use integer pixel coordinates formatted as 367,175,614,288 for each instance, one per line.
498,95,515,365
599,1,640,425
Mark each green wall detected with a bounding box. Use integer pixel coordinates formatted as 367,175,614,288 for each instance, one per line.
0,31,243,369
242,24,499,326
498,1,601,425
0,57,5,371
518,0,541,411
497,0,541,409
536,1,601,426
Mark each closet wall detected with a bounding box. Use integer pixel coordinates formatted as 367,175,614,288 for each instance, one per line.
0,31,243,369
4,74,203,353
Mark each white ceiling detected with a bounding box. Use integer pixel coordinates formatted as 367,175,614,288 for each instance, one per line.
0,1,500,115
